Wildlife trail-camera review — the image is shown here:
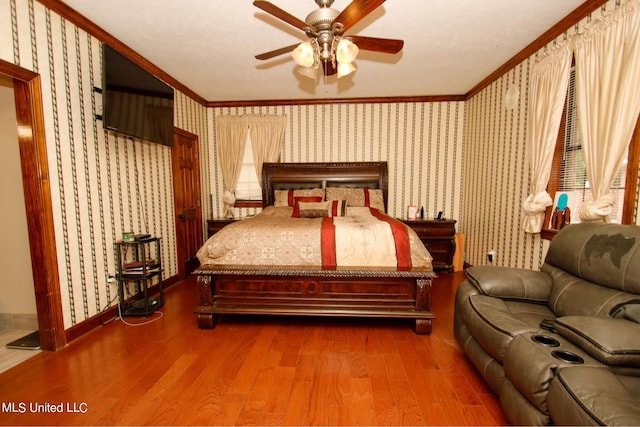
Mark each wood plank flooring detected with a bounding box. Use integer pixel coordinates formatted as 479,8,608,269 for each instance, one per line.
0,329,41,373
0,272,508,426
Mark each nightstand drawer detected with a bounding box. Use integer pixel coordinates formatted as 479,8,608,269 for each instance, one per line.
405,222,455,238
400,219,457,272
422,239,452,252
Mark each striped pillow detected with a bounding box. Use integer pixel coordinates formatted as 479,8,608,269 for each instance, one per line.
328,200,348,217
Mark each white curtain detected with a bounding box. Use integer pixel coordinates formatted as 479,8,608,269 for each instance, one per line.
574,0,640,222
248,115,287,186
216,115,248,218
522,42,574,233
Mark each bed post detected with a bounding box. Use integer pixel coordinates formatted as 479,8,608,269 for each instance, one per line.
197,275,218,329
414,278,433,334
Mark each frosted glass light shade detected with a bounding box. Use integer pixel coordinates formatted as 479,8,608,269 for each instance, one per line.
296,66,318,80
292,42,315,67
337,62,356,78
336,39,359,64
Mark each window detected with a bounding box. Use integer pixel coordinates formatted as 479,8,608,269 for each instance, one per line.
234,131,262,201
544,66,640,236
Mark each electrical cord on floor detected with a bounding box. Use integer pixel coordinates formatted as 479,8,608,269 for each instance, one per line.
95,280,164,327
99,294,120,326
104,274,163,327
117,300,163,327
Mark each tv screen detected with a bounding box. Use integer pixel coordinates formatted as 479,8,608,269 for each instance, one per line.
102,44,174,146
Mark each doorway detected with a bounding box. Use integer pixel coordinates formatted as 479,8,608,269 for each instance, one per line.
0,59,65,351
0,78,37,315
171,128,203,279
0,76,41,369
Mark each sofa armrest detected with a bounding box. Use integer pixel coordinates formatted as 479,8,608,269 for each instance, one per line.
464,266,552,303
611,300,640,323
554,316,640,367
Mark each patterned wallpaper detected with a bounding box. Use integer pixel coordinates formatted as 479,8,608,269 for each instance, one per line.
1,0,208,327
207,103,465,223
1,0,638,331
463,62,549,269
463,0,640,269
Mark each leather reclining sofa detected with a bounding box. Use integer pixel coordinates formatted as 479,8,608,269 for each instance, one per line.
454,222,640,425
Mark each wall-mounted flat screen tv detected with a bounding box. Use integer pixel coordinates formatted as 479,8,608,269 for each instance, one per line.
102,44,174,146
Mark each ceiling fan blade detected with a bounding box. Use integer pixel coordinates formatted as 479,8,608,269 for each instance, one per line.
347,36,403,54
253,1,309,31
255,43,300,60
333,0,386,33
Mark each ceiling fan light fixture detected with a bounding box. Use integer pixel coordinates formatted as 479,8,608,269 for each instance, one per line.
253,0,403,81
337,62,356,78
292,41,316,67
335,38,359,64
296,65,318,80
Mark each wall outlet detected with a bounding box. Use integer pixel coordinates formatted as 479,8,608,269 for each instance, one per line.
107,275,118,294
487,250,495,264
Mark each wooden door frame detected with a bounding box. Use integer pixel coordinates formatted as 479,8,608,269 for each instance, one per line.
171,127,203,280
1,59,65,351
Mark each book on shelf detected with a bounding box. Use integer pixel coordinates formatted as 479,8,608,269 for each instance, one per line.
120,267,160,277
123,259,157,270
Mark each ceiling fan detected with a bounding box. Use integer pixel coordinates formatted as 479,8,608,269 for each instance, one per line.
254,0,404,78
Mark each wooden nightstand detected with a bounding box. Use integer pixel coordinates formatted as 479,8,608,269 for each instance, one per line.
206,218,238,239
400,219,457,272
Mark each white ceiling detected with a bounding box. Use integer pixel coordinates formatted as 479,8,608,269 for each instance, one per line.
61,0,585,102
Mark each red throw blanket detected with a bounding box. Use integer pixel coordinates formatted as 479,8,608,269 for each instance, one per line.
320,209,411,269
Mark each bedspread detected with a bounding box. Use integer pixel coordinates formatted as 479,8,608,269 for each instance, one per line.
197,206,433,269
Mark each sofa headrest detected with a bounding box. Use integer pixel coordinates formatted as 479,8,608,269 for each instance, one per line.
545,222,640,293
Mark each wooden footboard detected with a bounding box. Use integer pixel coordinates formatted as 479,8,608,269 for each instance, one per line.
194,265,436,335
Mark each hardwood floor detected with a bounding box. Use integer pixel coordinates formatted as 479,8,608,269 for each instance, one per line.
0,329,41,373
0,272,508,426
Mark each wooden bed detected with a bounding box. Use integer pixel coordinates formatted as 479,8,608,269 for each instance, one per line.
193,162,437,334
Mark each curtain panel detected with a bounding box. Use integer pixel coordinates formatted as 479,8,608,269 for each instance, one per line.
522,42,574,233
248,115,287,187
216,114,287,217
574,0,640,222
216,115,248,218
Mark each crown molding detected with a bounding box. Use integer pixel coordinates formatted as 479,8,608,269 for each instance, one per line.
466,0,608,99
207,94,466,108
37,0,208,105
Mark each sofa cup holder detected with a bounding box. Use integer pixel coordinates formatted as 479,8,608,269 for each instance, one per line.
551,350,584,364
531,334,560,347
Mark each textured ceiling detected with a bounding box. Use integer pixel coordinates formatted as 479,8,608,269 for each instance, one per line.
61,0,585,102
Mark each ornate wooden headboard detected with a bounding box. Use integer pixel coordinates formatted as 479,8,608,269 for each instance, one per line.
261,162,389,209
